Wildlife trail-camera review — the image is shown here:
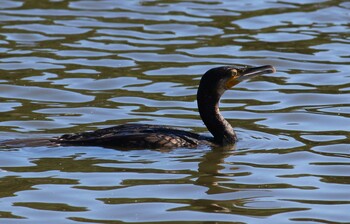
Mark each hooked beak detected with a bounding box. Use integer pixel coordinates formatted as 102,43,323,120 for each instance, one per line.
237,65,276,81
225,65,276,89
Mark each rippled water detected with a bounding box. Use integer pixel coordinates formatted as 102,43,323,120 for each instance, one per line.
0,0,349,223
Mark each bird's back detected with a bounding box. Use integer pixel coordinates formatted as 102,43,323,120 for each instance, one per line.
55,124,212,149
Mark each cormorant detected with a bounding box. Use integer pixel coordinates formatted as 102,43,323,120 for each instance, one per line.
52,65,276,149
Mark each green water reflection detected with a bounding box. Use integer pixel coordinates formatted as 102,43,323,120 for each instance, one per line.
0,0,349,223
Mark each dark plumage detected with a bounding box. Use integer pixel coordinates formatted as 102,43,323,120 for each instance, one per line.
52,65,276,149
56,124,212,149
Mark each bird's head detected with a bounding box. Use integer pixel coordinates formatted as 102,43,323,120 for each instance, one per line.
198,65,276,99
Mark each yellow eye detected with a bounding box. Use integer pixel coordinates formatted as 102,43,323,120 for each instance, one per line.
225,69,239,89
231,69,238,77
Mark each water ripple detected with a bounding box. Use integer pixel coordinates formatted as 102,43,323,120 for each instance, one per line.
0,84,94,103
0,0,349,223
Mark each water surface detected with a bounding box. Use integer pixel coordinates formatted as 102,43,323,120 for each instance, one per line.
0,0,349,223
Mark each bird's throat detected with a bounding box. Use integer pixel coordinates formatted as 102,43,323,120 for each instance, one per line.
197,99,237,146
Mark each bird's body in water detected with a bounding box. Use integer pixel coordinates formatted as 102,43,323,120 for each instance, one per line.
56,124,213,149
1,65,276,150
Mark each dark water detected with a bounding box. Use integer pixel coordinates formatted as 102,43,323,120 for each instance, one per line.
0,0,349,223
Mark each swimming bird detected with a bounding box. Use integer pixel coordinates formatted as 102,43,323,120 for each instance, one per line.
52,65,276,149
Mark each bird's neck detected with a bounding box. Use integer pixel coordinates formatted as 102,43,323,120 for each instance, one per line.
197,93,237,145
